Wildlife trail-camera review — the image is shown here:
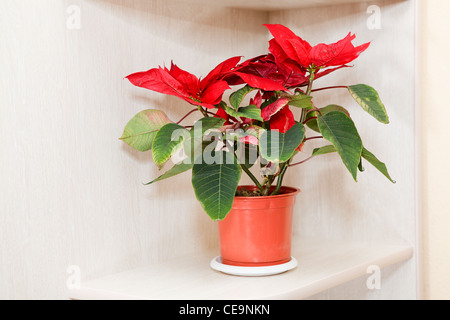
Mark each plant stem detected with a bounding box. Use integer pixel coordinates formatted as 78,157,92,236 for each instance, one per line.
306,70,316,96
262,175,276,196
241,164,264,192
198,106,209,118
311,86,348,93
289,156,314,167
276,70,316,195
304,136,323,142
300,70,316,123
303,116,317,125
270,162,289,196
205,110,218,117
177,108,198,125
232,151,263,192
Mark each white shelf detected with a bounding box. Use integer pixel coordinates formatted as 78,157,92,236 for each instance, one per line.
170,0,404,11
69,239,413,300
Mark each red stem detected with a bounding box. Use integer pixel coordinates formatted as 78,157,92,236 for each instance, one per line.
311,86,348,93
304,136,323,142
303,116,317,125
289,156,314,167
177,108,199,125
204,110,217,117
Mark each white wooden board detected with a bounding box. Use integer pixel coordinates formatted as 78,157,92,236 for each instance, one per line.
69,238,413,300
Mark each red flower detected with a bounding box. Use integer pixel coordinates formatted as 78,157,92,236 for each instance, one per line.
309,33,370,68
222,56,288,92
268,105,304,151
250,90,263,109
265,24,370,72
262,97,290,122
126,57,241,109
269,106,296,133
232,55,309,89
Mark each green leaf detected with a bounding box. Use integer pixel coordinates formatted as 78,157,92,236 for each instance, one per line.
312,145,337,157
358,158,365,172
145,163,193,185
348,84,389,124
192,150,242,221
317,111,363,181
237,105,264,121
190,117,225,142
362,148,396,183
305,105,350,133
288,94,313,109
259,123,305,163
152,123,189,169
187,117,225,163
229,85,256,110
195,117,225,133
120,110,172,152
223,104,263,121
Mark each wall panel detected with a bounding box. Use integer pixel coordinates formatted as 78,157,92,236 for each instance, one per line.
270,0,418,299
0,0,268,299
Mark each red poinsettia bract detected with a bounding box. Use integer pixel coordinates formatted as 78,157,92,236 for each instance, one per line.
269,106,296,133
223,58,288,92
126,57,241,109
265,24,370,73
232,55,309,89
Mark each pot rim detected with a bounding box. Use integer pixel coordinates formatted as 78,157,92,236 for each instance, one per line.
235,185,301,200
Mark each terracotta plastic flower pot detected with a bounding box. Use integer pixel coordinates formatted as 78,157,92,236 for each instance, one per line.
218,186,301,267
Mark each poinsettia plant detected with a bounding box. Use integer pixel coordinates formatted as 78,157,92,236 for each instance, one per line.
121,24,395,221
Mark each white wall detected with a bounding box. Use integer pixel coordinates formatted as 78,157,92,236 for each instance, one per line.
1,0,427,300
271,0,418,299
0,0,267,299
418,0,450,300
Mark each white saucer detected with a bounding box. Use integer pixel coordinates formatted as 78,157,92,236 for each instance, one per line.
210,257,298,277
